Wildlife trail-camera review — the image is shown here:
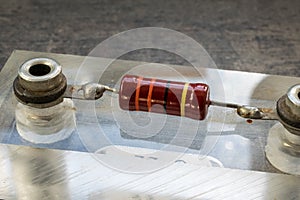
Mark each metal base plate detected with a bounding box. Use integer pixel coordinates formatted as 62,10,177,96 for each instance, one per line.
1,50,300,199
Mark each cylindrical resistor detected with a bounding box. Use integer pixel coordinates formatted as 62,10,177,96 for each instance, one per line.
119,75,210,120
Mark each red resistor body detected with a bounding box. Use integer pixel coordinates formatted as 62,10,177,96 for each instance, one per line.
119,75,210,120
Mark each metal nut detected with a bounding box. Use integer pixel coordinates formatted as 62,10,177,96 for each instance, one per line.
13,58,67,108
277,84,300,135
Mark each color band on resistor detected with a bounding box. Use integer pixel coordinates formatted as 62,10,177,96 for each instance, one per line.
134,76,143,111
147,78,156,112
180,82,189,117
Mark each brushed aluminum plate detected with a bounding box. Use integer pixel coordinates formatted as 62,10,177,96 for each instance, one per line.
0,50,300,199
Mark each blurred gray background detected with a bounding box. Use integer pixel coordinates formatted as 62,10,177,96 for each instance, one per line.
0,0,299,76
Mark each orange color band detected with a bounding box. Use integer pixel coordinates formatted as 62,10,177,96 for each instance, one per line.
147,79,156,111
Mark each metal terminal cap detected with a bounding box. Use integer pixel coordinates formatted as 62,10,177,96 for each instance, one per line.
18,58,62,82
277,84,300,135
13,58,67,108
287,84,300,109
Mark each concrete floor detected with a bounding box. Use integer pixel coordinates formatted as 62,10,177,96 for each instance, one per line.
0,0,299,76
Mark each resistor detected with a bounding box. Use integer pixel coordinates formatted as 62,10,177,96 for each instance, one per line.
64,74,278,121
119,75,210,120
